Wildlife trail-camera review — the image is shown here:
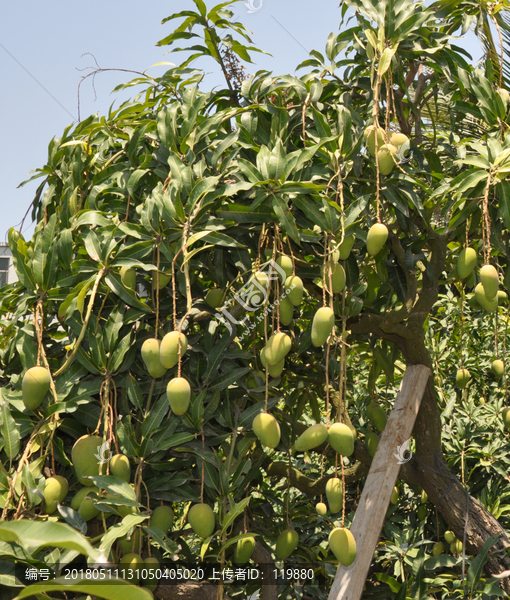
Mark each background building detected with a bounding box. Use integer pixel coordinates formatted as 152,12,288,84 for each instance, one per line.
0,243,17,286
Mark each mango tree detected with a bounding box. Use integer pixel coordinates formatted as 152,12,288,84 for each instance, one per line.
2,0,510,598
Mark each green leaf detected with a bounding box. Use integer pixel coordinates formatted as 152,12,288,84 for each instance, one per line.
452,170,488,194
204,331,235,381
152,431,196,452
72,211,110,229
57,504,87,535
467,534,499,596
0,403,20,460
272,195,301,245
378,45,397,75
292,195,329,231
109,332,132,373
99,513,149,557
88,476,137,501
210,367,251,390
104,273,150,313
83,230,103,263
387,263,407,304
125,373,143,410
497,181,510,230
0,520,98,558
221,496,251,534
14,576,153,600
32,213,58,289
141,394,169,438
8,229,35,290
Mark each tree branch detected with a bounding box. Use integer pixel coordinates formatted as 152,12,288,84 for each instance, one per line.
267,460,368,496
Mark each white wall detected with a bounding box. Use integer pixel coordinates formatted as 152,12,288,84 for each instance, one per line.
0,244,17,285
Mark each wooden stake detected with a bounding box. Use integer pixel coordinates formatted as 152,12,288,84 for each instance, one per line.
328,364,431,600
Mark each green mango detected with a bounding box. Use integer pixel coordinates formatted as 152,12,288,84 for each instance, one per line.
119,553,144,583
366,223,389,256
264,332,291,366
491,359,504,379
367,405,387,432
268,358,285,378
294,424,328,452
279,297,294,326
325,477,342,514
253,412,281,448
284,276,304,306
71,486,101,521
152,271,171,289
480,264,498,300
377,144,398,175
502,407,510,430
432,542,444,557
417,505,427,520
329,527,356,566
205,288,224,308
389,133,410,156
390,486,399,505
141,338,167,378
316,502,327,516
364,125,385,157
22,366,51,411
143,556,160,591
474,283,498,312
118,529,142,556
420,490,428,504
234,536,256,564
366,432,379,457
444,530,456,543
44,476,68,514
159,331,188,369
275,528,299,560
455,368,470,389
328,423,354,456
120,267,136,290
311,307,335,346
110,454,130,483
72,435,103,486
151,505,174,534
499,88,510,105
328,263,346,294
457,248,477,279
276,255,293,280
188,503,215,538
336,235,355,261
166,377,191,415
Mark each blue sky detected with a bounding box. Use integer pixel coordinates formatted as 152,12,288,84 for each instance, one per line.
0,0,482,241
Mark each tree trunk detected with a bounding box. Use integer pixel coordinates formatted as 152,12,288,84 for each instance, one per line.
400,330,510,590
349,274,510,593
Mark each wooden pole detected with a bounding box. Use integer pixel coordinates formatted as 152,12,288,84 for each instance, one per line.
328,364,431,600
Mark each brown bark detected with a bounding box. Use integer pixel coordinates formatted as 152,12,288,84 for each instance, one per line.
252,542,278,600
155,581,218,600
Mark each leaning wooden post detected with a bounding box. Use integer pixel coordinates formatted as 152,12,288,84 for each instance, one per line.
328,364,431,600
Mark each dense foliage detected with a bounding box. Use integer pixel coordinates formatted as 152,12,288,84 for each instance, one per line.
3,1,510,598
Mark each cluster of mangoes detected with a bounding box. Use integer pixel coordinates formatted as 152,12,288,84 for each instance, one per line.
453,248,508,393
248,242,404,567
141,331,190,414
363,126,410,176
